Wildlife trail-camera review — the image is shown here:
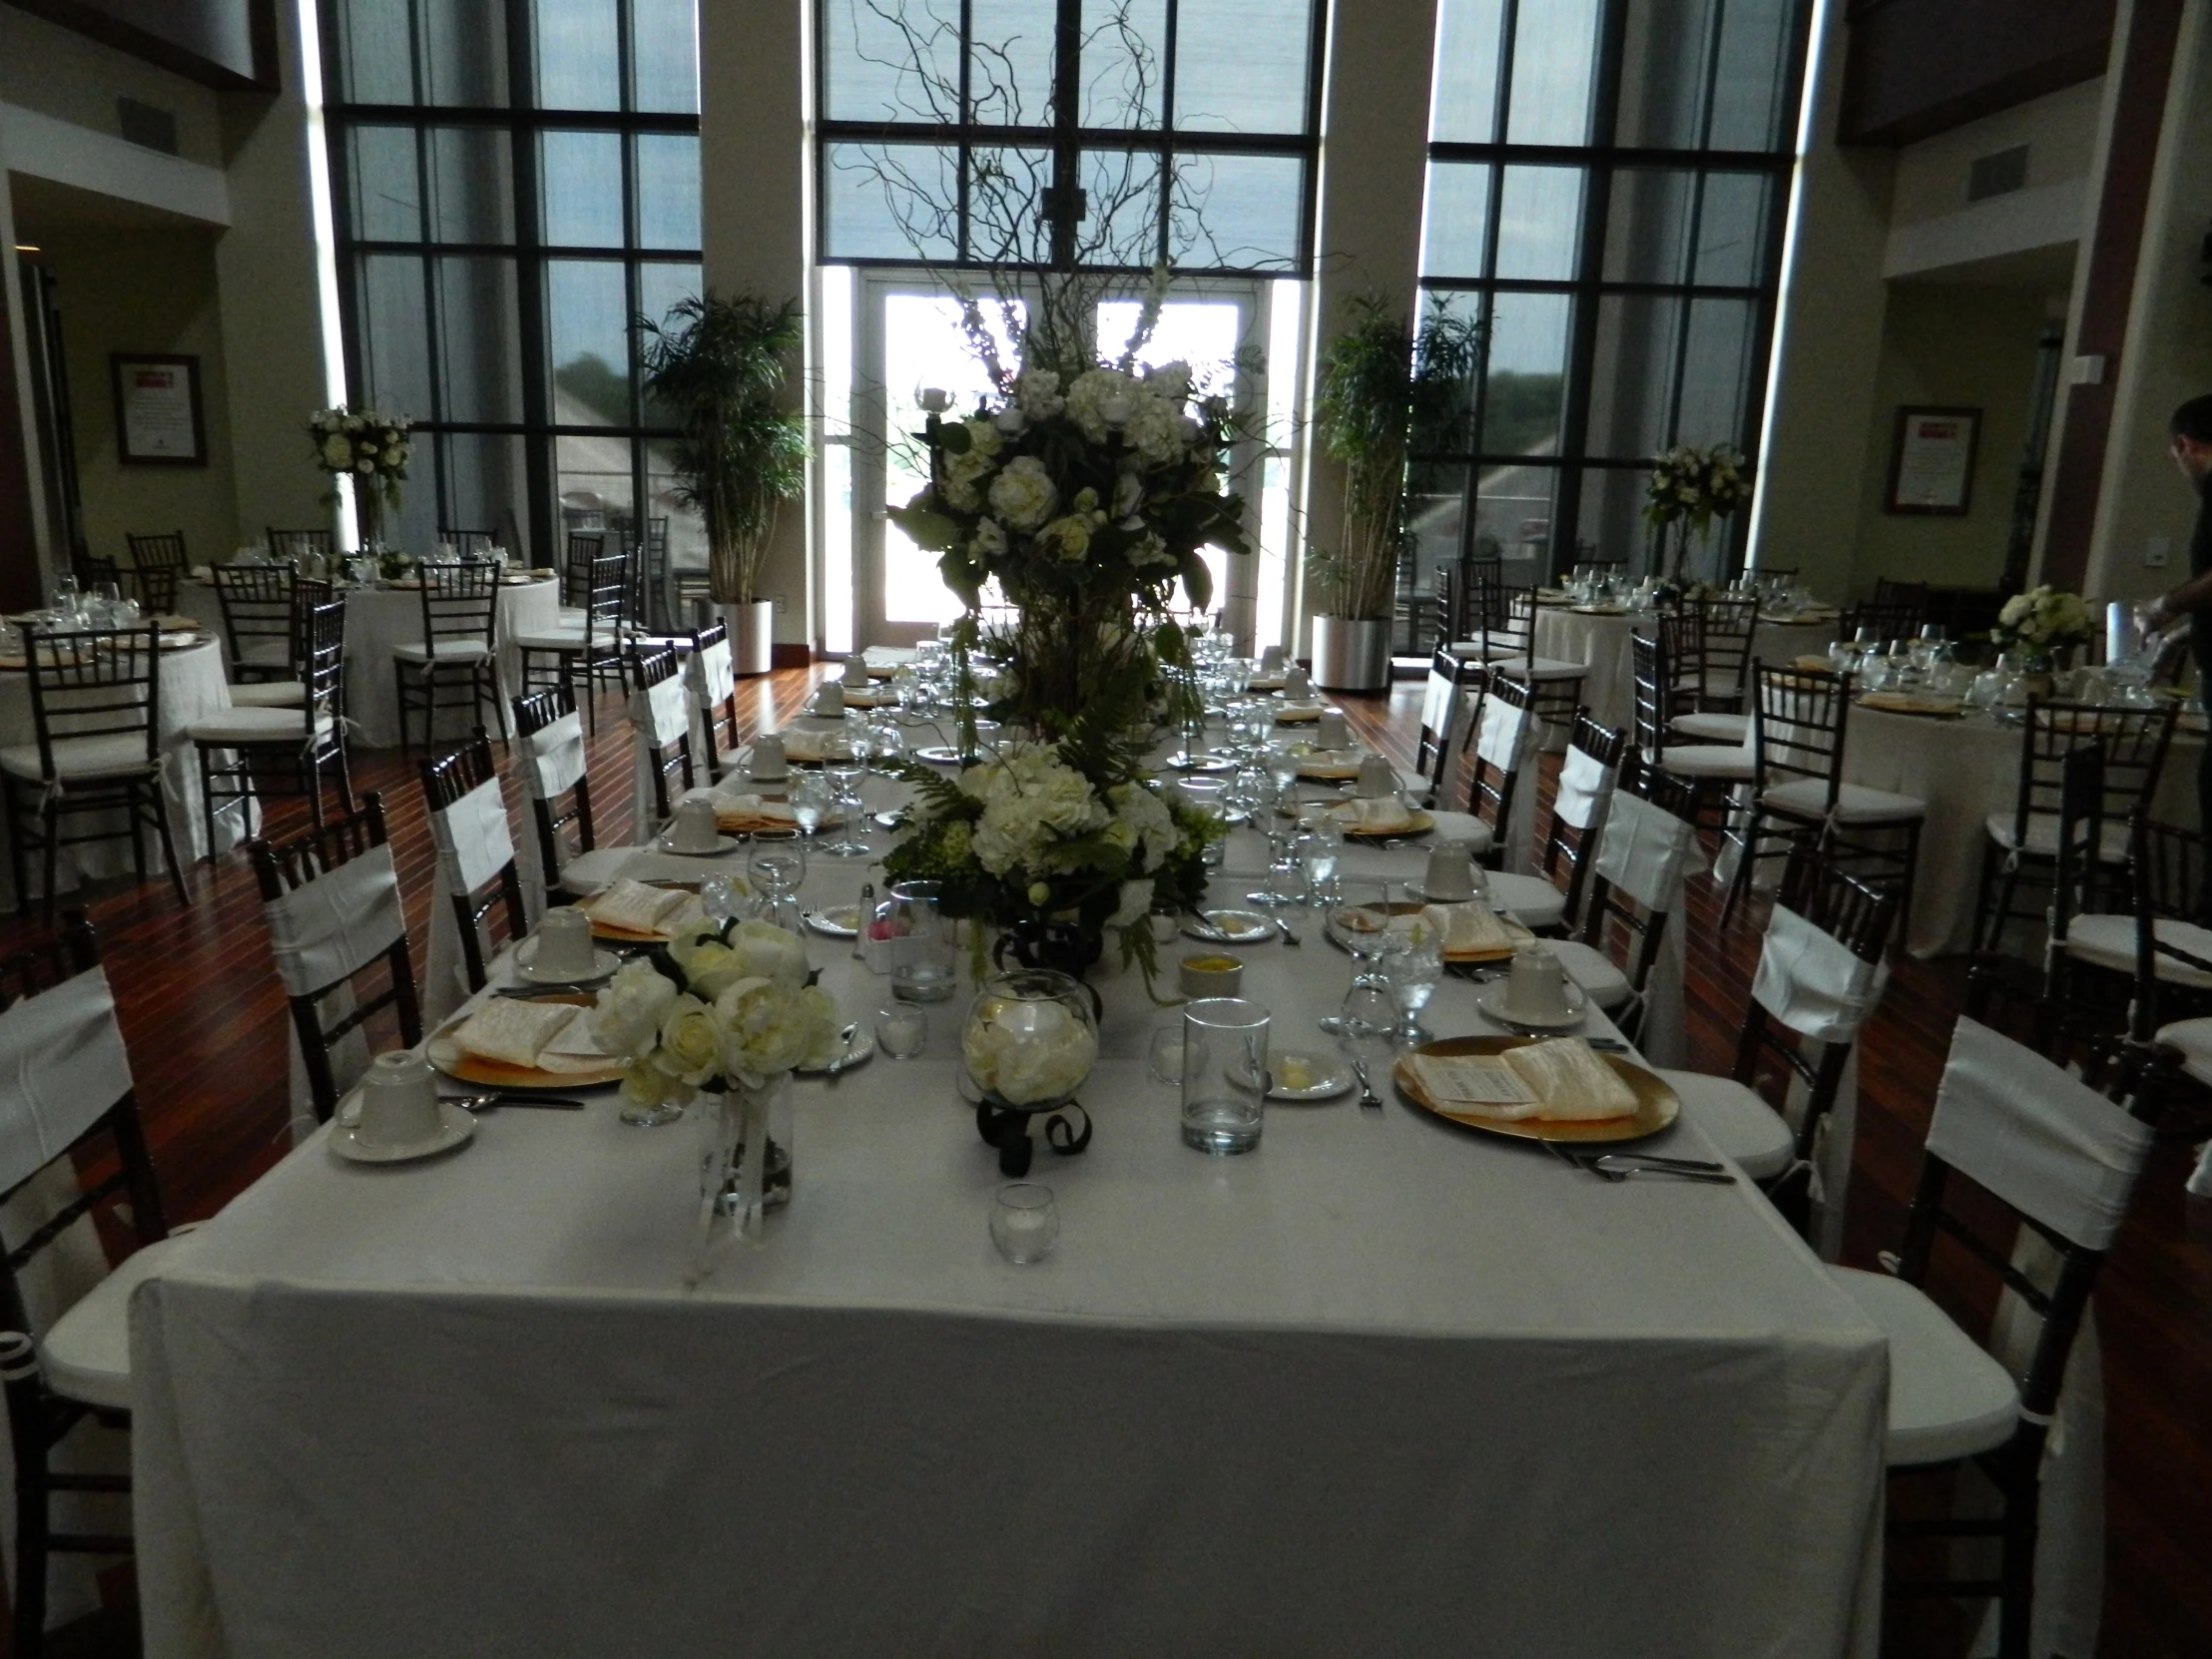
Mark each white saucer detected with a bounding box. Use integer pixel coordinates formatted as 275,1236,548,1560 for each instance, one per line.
802,905,861,938
513,941,622,986
796,1027,875,1075
656,832,742,856
1475,980,1588,1033
329,1101,476,1164
1182,908,1276,944
1268,1051,1353,1101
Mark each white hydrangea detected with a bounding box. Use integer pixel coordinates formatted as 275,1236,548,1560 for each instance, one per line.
1123,394,1187,464
987,455,1058,531
1065,368,1139,442
1112,469,1145,519
962,995,1097,1106
963,743,1110,875
1142,360,1193,402
1016,368,1065,419
1107,781,1177,870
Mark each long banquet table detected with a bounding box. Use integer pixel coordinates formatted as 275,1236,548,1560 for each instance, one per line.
129,779,1887,1658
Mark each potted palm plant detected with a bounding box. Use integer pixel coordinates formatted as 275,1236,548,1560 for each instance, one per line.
640,292,810,675
1307,295,1481,691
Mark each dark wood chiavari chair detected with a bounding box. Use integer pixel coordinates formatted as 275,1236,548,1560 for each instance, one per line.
1535,712,1625,933
265,527,333,563
392,562,505,752
122,531,186,616
210,562,299,690
512,684,607,901
514,551,630,734
630,645,697,825
192,594,352,853
418,732,529,993
689,618,742,782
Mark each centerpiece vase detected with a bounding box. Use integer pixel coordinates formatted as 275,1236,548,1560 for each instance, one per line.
962,969,1099,1177
692,1076,793,1282
354,478,384,553
992,916,1107,987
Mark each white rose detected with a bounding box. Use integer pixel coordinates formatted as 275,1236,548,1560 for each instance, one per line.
724,918,811,988
655,993,725,1087
961,417,1003,457
593,958,679,1058
993,407,1027,435
620,1060,687,1115
715,977,837,1080
1111,880,1151,927
963,997,1097,1105
987,456,1058,531
1038,513,1094,561
319,434,351,468
973,517,1008,559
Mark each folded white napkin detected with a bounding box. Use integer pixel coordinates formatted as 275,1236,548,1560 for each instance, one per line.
1419,901,1514,955
707,791,796,827
776,729,828,764
1329,796,1415,832
1408,1037,1636,1122
533,1018,614,1075
585,879,693,936
452,998,579,1068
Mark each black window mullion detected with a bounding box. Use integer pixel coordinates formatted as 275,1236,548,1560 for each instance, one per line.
1156,0,1178,269
509,0,556,564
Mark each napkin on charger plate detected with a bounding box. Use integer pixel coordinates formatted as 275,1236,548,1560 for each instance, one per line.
451,997,579,1068
584,878,700,936
1328,796,1417,833
1408,1037,1637,1121
705,791,797,831
1417,901,1517,955
775,729,828,764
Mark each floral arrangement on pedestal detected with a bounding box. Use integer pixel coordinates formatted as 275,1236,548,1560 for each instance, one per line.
1990,585,2094,664
591,917,842,1254
886,354,1248,738
1644,443,1750,581
310,406,413,550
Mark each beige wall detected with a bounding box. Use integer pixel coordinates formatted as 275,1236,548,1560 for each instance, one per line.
0,9,224,170
1850,283,2052,594
36,223,240,567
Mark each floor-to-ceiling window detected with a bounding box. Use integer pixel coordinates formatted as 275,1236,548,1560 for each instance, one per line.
814,0,1325,650
1406,0,1811,646
320,0,703,565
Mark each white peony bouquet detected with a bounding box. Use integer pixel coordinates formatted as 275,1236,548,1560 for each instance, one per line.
1991,585,2094,656
962,990,1098,1107
591,916,841,1117
310,405,413,545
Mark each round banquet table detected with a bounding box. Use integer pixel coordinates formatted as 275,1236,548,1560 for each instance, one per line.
179,576,562,750
0,635,238,909
1531,604,1839,732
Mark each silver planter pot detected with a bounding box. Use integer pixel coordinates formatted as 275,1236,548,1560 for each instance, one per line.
1311,615,1391,692
724,600,775,677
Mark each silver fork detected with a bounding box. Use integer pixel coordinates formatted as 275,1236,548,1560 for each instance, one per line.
1346,1054,1384,1112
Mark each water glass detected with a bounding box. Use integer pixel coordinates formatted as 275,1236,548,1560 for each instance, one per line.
875,1004,929,1059
1381,930,1444,1045
1180,997,1270,1156
990,1184,1059,1264
1297,818,1344,901
702,871,747,925
789,771,833,838
885,879,958,1002
821,736,871,857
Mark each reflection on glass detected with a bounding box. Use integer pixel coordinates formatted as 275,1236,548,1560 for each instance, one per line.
535,0,620,110
547,260,631,426
420,0,509,105
442,432,529,538
541,132,624,247
1428,0,1504,143
340,0,412,104
360,254,433,414
1420,162,1490,280
1601,168,1692,286
350,128,420,241
1173,0,1313,135
1081,0,1167,127
1492,166,1582,281
644,441,707,573
436,257,524,423
1709,0,1797,151
1480,290,1570,460
557,432,635,543
1474,462,1558,581
1611,0,1709,150
1584,293,1679,463
1504,0,1599,144
1170,153,1304,271
1676,298,1753,448
637,134,703,250
1575,464,1650,570
823,144,961,262
1694,173,1769,287
429,128,515,244
630,0,699,113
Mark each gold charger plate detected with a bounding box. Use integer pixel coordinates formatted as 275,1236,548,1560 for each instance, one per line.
1392,1034,1679,1144
1335,809,1435,839
1274,704,1324,723
1296,754,1363,781
1859,693,1961,719
1346,898,1529,962
425,991,626,1091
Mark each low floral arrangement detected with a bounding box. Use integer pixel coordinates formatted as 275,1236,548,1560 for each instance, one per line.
1645,443,1750,578
591,917,841,1117
310,405,413,545
884,730,1217,982
1991,585,2094,658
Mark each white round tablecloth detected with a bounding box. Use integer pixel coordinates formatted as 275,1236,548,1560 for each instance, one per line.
179,577,562,750
1531,606,1839,733
0,636,237,908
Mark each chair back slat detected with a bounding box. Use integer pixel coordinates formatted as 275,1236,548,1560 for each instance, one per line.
1694,595,1760,702
564,532,607,609
212,564,297,677
1461,672,1531,828
1539,714,1623,927
440,528,497,559
125,531,187,615
266,528,332,562
2008,701,2175,844
415,562,500,649
19,625,163,775
1751,662,1852,797
688,621,739,779
631,647,695,822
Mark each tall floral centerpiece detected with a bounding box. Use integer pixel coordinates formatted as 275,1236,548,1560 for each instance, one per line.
1644,442,1750,581
591,917,841,1258
1990,585,2094,673
310,406,412,551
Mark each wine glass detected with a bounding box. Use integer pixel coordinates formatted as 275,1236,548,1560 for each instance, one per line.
1321,879,1393,1033
748,839,807,933
1297,817,1344,906
788,771,832,845
1381,926,1444,1046
821,735,872,857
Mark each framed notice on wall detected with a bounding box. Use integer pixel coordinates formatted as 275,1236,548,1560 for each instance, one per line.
111,353,207,465
1885,405,1978,515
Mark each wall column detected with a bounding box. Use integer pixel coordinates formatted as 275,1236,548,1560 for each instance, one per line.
0,126,54,610
1298,0,1437,657
699,0,813,661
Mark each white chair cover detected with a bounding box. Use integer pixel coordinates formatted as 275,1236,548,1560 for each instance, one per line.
264,847,407,1133
0,966,133,1196
1474,696,1539,872
630,674,692,828
1925,1017,2153,1254
1589,792,1704,1069
426,778,519,1021
1552,743,1615,833
513,712,587,917
689,637,736,712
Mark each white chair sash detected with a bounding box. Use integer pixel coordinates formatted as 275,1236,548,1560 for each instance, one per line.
1419,664,1457,744
1925,1017,2153,1252
263,845,405,998
430,777,514,899
1750,904,1882,1043
521,710,587,803
1590,790,1702,916
689,638,736,711
633,673,692,749
1473,694,1528,775
1553,744,1615,832
0,966,134,1196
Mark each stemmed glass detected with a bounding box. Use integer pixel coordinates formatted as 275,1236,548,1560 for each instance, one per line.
1380,926,1444,1046
1297,817,1344,907
820,733,873,857
1320,879,1393,1034
1247,829,1306,908
748,837,807,933
788,771,833,848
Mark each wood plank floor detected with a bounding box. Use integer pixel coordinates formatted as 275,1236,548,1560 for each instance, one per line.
13,667,2212,1657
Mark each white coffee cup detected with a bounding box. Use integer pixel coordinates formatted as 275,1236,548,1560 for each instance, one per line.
671,796,721,853
1259,644,1286,675
1285,664,1313,699
1423,841,1476,902
357,1050,443,1147
813,681,845,718
535,905,598,979
1316,710,1350,749
750,733,788,782
1503,946,1572,1023
841,655,871,689
1354,755,1396,798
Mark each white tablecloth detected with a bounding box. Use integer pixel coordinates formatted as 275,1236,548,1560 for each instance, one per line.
0,638,238,909
129,809,1887,1659
181,579,562,750
1532,607,1837,734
